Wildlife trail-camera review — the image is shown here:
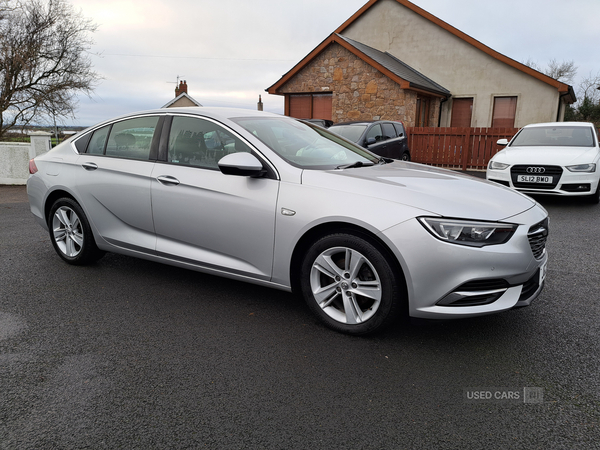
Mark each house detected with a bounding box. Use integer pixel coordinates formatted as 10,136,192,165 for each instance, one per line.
266,0,575,128
162,80,203,108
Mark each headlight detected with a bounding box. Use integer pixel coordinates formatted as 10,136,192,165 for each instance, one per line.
419,217,518,247
488,160,510,170
566,163,596,173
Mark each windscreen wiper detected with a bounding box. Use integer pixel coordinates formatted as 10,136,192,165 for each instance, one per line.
336,161,375,170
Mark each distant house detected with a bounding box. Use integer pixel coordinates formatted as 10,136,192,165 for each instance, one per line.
266,0,575,128
162,80,202,108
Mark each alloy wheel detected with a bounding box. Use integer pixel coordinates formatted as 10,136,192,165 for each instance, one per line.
309,246,382,324
52,206,84,257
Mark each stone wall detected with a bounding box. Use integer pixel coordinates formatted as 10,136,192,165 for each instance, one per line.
277,43,420,126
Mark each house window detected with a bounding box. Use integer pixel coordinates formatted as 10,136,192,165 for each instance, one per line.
451,98,473,127
288,94,332,120
492,96,517,128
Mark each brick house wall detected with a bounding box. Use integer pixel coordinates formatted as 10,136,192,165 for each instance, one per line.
277,43,431,126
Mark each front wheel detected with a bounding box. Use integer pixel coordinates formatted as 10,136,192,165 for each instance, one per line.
48,198,105,265
300,233,404,335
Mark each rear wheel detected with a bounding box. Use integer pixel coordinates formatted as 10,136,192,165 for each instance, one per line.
48,198,105,265
400,151,410,161
300,233,404,335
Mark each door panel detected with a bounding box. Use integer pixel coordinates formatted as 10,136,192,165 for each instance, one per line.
72,116,161,252
73,155,156,252
151,164,279,279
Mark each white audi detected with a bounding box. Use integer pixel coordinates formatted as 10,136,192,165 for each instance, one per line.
487,122,600,204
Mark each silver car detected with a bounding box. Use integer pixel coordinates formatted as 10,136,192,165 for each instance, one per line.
27,107,549,335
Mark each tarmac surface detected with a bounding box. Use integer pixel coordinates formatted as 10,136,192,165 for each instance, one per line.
1,184,599,449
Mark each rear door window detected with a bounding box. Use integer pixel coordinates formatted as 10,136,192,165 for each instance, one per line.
382,123,396,140
104,116,160,160
85,125,111,155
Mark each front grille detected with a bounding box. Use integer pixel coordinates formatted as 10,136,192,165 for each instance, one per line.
528,218,548,259
511,165,563,189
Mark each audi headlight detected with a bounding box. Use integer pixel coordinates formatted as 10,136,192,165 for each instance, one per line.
488,160,510,170
566,163,596,173
419,217,518,247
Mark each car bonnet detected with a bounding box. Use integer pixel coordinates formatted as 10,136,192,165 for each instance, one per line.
496,146,599,166
302,162,537,222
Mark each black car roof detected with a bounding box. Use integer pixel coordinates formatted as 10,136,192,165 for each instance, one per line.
331,120,403,126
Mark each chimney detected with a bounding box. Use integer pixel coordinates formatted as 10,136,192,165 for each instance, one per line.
257,95,263,111
175,80,188,97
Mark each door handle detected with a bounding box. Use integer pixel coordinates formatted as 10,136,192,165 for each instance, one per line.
82,162,98,171
157,175,180,186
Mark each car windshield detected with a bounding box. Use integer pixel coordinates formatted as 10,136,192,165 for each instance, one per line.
511,126,595,147
232,117,379,169
328,124,367,143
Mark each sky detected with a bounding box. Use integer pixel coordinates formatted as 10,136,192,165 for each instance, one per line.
65,0,600,127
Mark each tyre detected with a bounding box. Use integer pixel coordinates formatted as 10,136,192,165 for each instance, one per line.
400,151,410,161
48,198,105,265
300,233,404,335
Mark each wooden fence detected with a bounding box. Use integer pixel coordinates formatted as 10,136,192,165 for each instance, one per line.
406,127,519,171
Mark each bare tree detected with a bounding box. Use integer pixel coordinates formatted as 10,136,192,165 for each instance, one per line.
545,59,577,84
577,72,600,104
523,58,577,84
0,0,98,139
568,71,600,125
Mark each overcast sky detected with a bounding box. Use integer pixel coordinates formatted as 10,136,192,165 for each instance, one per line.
67,0,600,126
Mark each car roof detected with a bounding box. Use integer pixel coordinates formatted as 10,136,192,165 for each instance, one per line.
88,107,284,129
331,120,402,126
523,121,594,128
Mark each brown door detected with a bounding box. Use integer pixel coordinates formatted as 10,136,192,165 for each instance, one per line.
416,96,431,127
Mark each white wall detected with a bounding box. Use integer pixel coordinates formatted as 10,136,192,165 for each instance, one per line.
342,0,562,127
0,133,51,185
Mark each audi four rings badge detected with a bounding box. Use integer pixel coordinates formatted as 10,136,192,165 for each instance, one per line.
526,167,546,174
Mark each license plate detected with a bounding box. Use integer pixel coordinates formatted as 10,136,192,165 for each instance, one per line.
539,261,547,284
517,175,553,184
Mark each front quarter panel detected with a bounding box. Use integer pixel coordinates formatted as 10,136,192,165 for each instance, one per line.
270,180,428,287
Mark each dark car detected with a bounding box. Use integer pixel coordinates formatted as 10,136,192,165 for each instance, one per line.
329,120,410,160
301,118,334,128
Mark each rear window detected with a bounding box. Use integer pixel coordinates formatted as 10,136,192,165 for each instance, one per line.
393,122,405,137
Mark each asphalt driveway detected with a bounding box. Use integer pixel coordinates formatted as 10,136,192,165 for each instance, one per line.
1,184,599,449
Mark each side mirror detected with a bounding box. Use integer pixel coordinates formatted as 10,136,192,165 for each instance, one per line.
366,137,376,146
218,152,265,177
497,139,509,146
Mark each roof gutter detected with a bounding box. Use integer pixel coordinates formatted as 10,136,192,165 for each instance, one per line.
438,96,449,127
556,86,576,122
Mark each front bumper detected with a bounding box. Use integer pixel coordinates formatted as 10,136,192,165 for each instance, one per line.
487,166,600,197
381,205,548,319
